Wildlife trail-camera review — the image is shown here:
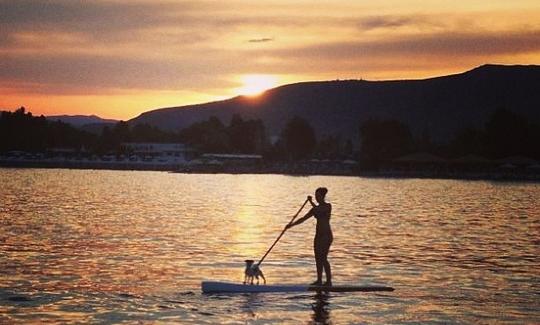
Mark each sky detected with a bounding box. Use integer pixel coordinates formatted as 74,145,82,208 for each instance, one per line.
1,0,539,120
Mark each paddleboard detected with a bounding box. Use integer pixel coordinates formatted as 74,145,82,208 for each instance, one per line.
201,281,394,293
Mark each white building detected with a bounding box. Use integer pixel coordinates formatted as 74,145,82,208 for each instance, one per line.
122,143,195,162
201,153,262,165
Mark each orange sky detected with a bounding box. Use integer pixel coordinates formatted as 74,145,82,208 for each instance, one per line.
1,0,539,120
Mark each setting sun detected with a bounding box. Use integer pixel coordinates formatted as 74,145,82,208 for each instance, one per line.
237,75,278,96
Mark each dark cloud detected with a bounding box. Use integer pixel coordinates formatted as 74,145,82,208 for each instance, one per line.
267,30,540,61
0,1,538,98
248,38,274,43
0,1,392,45
2,28,539,94
0,52,239,94
218,29,540,78
0,0,228,44
0,1,166,30
358,15,440,30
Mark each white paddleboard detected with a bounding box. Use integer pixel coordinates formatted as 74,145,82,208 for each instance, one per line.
201,281,394,293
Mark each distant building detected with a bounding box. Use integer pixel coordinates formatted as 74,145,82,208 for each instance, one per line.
48,147,78,154
201,153,262,165
394,153,446,164
122,143,195,161
47,147,80,158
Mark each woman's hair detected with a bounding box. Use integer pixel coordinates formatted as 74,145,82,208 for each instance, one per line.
316,187,328,198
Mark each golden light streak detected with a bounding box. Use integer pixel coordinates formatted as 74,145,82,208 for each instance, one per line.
236,75,279,97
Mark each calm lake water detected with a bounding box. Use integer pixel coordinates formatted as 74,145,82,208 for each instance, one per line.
1,169,539,324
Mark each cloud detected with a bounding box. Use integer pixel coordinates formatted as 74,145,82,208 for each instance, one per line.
357,15,442,31
2,28,539,95
0,0,231,46
359,16,417,30
265,30,540,61
248,38,274,43
1,0,539,101
0,53,239,95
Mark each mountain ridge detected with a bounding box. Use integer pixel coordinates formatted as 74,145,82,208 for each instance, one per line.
47,114,118,127
130,64,540,143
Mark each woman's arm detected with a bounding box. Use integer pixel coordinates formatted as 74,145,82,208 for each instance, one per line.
308,195,316,208
285,208,314,229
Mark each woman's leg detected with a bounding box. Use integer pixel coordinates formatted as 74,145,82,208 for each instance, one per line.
322,240,332,284
323,259,332,284
314,242,323,284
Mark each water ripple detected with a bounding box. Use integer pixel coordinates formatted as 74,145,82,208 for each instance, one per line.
1,169,539,323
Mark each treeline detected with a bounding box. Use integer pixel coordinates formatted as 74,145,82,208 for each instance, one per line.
177,114,354,160
3,107,538,164
0,107,354,159
97,121,174,153
177,115,266,154
0,107,96,152
0,107,174,154
269,116,353,160
359,108,540,167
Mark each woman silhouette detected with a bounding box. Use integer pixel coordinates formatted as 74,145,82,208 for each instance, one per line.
286,187,333,286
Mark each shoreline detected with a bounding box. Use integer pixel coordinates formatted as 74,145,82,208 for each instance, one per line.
1,160,539,182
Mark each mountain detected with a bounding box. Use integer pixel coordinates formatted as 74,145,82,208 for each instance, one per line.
47,115,118,127
129,64,540,143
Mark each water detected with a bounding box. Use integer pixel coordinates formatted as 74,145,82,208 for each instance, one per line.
1,169,539,324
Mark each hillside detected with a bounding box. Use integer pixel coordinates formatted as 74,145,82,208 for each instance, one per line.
47,115,118,127
130,64,540,143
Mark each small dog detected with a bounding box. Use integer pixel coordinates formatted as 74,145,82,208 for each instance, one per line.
243,260,266,285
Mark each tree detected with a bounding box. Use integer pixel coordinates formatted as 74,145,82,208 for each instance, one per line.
227,114,266,154
343,139,353,158
0,107,96,153
315,135,341,159
359,118,413,166
96,121,131,153
448,127,485,157
131,123,173,143
484,108,531,158
178,116,229,152
417,127,433,152
280,116,316,160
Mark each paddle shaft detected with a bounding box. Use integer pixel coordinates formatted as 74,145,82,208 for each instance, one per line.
257,198,309,267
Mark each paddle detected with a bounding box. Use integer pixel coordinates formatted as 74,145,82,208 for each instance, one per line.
257,198,310,267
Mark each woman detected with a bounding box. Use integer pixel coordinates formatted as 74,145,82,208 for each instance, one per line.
286,187,333,286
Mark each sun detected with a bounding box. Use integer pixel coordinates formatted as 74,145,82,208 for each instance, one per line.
237,74,278,96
